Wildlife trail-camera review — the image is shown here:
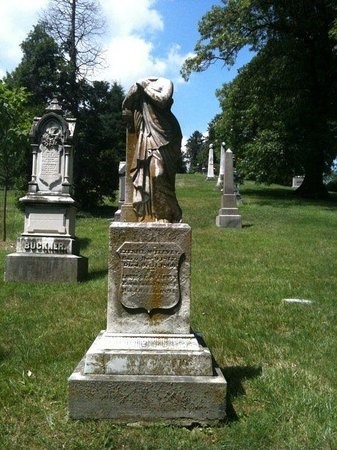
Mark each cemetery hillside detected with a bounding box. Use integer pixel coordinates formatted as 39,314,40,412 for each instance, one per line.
1,174,337,448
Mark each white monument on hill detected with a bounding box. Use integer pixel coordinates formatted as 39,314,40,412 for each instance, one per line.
68,77,227,425
216,142,226,189
216,148,242,228
4,98,88,282
206,143,215,180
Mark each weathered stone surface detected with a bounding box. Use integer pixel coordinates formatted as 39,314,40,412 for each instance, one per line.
216,214,242,228
68,79,226,424
216,149,242,228
107,222,191,334
16,236,77,255
68,222,226,423
68,358,226,424
21,203,76,236
83,331,213,376
4,98,88,282
122,77,182,223
4,253,88,282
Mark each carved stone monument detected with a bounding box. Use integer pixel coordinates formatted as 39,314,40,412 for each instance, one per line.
4,98,88,282
216,142,226,189
206,143,215,180
68,77,227,424
216,148,242,228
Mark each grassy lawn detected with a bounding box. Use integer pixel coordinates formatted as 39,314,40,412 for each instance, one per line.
1,174,337,449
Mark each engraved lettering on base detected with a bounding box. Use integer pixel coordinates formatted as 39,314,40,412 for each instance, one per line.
117,241,183,312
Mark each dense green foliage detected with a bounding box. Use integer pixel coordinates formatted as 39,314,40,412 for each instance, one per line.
75,80,125,209
1,175,337,448
182,0,337,198
0,82,31,240
5,24,65,114
4,16,125,209
185,130,209,172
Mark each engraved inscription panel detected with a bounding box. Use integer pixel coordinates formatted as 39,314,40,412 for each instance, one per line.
117,241,183,312
38,122,63,190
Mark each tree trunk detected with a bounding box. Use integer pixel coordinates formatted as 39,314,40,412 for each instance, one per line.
70,0,78,115
295,171,328,199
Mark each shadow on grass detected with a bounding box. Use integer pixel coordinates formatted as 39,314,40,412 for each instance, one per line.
221,365,262,423
0,346,10,362
77,205,118,219
77,237,91,250
86,268,108,281
242,186,337,209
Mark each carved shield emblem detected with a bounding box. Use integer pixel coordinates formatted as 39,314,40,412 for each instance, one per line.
117,241,183,313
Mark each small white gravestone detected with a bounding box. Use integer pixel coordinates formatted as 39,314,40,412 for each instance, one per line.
114,160,126,221
4,98,88,282
206,143,215,180
216,142,225,189
292,176,304,188
216,148,242,228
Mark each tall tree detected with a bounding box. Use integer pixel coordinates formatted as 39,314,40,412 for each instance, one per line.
75,80,125,209
182,0,337,198
0,82,31,241
5,23,64,114
42,0,105,114
185,130,208,173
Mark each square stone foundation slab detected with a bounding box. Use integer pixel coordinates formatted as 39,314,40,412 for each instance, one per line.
4,253,88,282
216,214,242,228
68,358,226,425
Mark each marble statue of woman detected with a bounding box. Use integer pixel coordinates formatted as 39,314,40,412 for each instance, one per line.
122,77,182,223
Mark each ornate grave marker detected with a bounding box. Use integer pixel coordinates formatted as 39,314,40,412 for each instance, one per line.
4,98,88,282
68,78,226,424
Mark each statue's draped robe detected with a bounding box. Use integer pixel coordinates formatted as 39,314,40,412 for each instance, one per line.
123,78,182,222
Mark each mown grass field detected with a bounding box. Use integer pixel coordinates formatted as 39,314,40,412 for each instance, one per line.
1,174,337,449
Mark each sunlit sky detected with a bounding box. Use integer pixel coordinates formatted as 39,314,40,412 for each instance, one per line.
0,0,252,143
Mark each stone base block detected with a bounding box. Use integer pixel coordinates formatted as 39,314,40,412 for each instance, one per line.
68,358,227,425
83,331,214,376
216,214,242,228
4,253,88,282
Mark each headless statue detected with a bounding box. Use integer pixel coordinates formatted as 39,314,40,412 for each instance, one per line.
122,77,182,223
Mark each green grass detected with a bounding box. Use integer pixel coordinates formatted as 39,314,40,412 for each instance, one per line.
1,175,337,449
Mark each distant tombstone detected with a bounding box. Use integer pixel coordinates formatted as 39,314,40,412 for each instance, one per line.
216,142,225,189
113,161,126,221
69,77,227,425
292,176,304,188
4,98,88,282
206,143,215,180
216,148,242,228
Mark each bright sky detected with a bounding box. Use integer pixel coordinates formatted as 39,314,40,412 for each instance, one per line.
0,0,251,142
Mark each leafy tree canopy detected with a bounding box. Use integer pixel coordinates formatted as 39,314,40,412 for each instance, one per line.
185,130,209,173
0,81,31,240
182,0,337,198
74,80,126,209
5,23,64,114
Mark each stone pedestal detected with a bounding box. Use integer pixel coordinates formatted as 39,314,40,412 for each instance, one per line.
216,194,242,228
68,223,226,424
4,98,88,282
216,149,242,228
